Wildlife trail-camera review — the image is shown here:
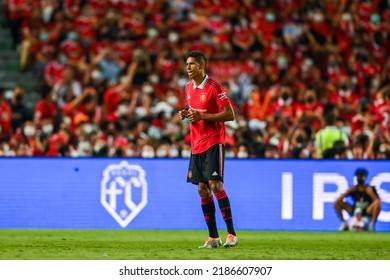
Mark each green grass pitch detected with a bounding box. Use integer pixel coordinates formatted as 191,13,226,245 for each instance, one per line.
0,230,389,260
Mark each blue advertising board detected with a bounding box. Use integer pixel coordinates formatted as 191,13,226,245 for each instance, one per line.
0,158,389,231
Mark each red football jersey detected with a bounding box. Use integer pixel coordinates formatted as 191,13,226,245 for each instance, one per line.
184,75,230,154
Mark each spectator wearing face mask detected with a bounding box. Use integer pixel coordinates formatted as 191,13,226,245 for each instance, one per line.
296,87,324,132
236,143,250,159
141,144,155,158
0,87,13,140
266,85,298,129
328,76,360,122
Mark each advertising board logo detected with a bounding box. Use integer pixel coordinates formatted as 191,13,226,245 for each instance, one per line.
101,161,147,227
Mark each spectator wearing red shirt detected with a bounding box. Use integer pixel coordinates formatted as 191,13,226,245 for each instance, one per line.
266,85,298,129
102,61,138,123
251,8,280,46
296,87,324,133
376,89,390,135
43,51,66,88
0,88,13,139
7,0,32,49
328,76,361,122
73,4,99,46
34,87,57,127
231,15,256,58
59,30,86,69
32,24,58,73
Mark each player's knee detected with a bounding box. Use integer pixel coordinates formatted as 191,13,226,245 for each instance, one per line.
198,183,211,197
208,180,223,193
373,199,382,210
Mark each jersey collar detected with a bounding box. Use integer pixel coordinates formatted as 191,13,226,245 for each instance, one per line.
193,75,209,89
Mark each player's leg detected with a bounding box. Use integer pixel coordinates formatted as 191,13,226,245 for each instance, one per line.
333,201,353,231
365,200,381,231
205,144,238,247
198,182,221,248
208,180,238,247
189,151,221,248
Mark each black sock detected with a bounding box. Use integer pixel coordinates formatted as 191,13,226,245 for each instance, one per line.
215,190,236,236
201,196,219,238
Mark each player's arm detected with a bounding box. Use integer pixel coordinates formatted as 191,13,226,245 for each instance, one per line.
335,186,355,204
188,103,235,123
366,187,380,203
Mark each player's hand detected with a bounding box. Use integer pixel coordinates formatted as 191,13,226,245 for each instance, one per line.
178,109,188,121
187,109,201,123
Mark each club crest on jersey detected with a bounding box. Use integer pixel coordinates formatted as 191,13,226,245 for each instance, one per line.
200,93,207,102
101,161,148,228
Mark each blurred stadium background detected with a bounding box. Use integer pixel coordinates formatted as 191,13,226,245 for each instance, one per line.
0,0,389,257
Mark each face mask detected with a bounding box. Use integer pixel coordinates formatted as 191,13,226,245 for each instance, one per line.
63,116,71,125
42,124,53,134
168,32,179,43
265,13,275,22
83,124,95,135
357,178,365,184
277,56,288,68
78,141,91,152
149,74,159,84
142,149,155,158
118,104,129,115
313,13,324,23
147,28,158,38
39,32,49,42
167,96,178,106
225,151,235,158
281,93,289,101
307,96,314,103
67,32,78,40
94,144,103,153
24,126,36,137
156,149,168,158
341,13,352,22
120,76,128,85
237,151,248,158
303,59,313,69
178,78,188,88
126,149,135,157
142,85,154,94
59,54,67,64
5,90,13,100
169,148,179,157
181,149,191,158
296,135,305,143
42,6,54,23
238,120,247,127
201,35,212,44
91,70,102,81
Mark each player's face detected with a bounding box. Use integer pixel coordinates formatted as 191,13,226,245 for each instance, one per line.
186,57,202,80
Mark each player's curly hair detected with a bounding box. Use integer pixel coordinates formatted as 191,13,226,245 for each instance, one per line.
185,51,207,68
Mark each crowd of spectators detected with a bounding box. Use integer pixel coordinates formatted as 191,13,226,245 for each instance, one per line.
0,0,389,159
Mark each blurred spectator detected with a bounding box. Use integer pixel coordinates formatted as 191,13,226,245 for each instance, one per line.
0,87,12,140
9,85,30,131
314,113,349,159
51,64,82,108
1,0,389,159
